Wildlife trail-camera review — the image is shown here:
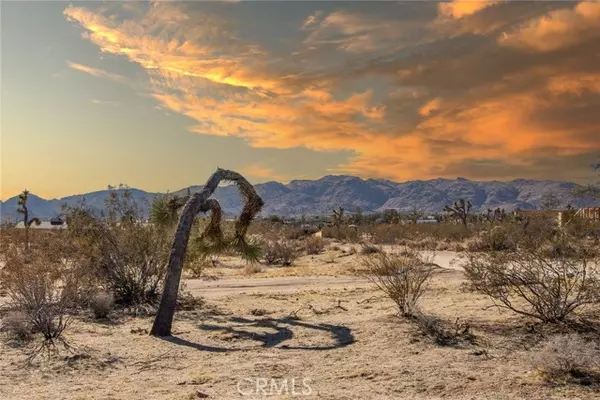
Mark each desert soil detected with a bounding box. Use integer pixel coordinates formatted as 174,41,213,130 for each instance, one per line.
1,249,598,400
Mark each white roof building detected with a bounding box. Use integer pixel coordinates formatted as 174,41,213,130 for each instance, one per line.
15,221,67,230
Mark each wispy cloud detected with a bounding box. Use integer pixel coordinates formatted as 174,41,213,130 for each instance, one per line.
67,61,127,83
91,99,121,107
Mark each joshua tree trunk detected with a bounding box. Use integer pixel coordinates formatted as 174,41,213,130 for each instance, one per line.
150,168,263,337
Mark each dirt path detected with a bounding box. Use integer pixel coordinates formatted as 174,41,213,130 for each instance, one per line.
185,251,463,298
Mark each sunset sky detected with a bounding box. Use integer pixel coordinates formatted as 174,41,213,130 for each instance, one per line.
1,1,599,200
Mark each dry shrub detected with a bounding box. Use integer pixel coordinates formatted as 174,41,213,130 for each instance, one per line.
464,235,600,323
262,240,299,266
90,291,114,319
305,236,325,255
366,222,479,248
321,226,359,242
285,226,318,240
243,264,263,275
1,311,33,343
466,225,518,252
66,203,170,306
0,234,87,344
532,334,600,385
363,251,436,317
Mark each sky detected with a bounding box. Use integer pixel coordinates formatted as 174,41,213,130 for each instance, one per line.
1,1,599,200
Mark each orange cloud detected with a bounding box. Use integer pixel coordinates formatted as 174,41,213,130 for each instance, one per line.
63,3,600,183
439,1,500,19
241,164,287,182
499,1,600,52
547,73,600,96
418,98,442,117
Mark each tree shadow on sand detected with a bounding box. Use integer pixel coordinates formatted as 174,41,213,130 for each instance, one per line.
157,316,354,352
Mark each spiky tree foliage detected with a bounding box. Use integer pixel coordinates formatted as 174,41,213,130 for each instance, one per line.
17,189,41,249
150,168,264,337
150,194,187,230
444,198,472,227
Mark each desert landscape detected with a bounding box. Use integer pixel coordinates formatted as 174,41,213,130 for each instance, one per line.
3,1,600,399
1,178,600,400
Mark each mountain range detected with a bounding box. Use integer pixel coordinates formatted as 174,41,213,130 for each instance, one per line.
1,175,599,221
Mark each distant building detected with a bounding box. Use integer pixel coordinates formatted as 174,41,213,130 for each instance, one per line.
581,207,600,221
15,220,67,230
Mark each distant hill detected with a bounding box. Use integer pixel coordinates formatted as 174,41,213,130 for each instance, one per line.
1,176,599,221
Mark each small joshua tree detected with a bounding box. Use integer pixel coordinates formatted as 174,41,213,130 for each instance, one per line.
351,207,363,225
17,189,41,249
150,168,264,337
444,198,472,227
332,206,345,238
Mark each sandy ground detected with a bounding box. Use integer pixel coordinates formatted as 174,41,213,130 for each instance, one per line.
1,249,599,400
185,251,461,298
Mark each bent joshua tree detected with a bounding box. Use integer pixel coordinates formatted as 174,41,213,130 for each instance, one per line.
150,168,264,337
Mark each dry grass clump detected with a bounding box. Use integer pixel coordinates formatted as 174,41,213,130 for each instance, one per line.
243,264,263,275
262,240,299,266
532,334,600,385
463,235,600,323
412,313,475,347
363,250,436,317
90,292,114,319
359,243,380,255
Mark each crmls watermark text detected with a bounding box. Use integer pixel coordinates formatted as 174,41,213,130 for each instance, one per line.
237,377,313,397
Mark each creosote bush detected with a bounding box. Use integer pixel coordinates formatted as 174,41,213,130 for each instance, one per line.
363,250,437,317
262,240,299,266
65,189,170,306
532,334,600,385
463,235,600,323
